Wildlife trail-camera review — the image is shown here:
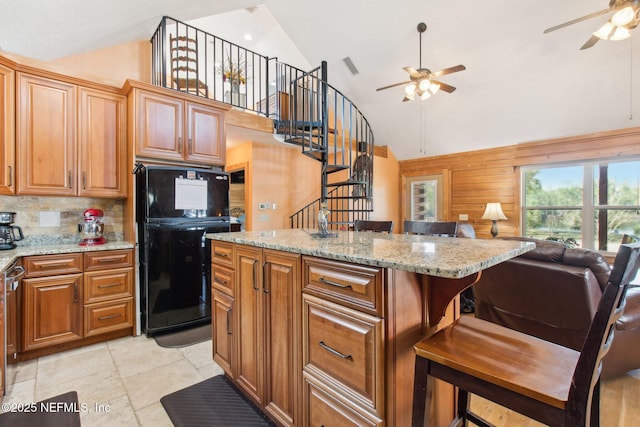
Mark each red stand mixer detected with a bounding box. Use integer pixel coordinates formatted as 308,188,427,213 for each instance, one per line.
78,208,106,246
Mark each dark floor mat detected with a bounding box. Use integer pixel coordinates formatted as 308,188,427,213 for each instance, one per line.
0,391,81,427
153,323,212,348
161,375,275,427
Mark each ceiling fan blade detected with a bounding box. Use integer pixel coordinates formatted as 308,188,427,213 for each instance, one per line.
431,80,456,93
403,66,423,78
543,8,611,34
376,80,412,91
432,64,466,77
580,34,601,50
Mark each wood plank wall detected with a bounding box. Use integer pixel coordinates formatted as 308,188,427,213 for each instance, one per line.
398,127,640,239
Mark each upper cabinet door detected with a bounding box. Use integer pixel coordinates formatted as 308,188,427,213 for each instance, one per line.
0,63,15,195
17,73,77,196
186,102,225,165
135,90,183,161
78,88,127,198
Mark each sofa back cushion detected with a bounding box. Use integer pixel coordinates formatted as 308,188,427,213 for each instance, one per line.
563,247,611,290
500,237,566,263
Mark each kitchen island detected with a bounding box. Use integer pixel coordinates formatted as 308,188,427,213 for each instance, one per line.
207,229,534,427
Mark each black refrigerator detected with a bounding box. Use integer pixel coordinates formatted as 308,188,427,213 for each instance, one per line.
136,165,230,336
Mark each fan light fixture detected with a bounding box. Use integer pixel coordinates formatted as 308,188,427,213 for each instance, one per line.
376,23,465,101
544,0,640,49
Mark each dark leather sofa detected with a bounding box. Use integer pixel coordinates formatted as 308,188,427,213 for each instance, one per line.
473,237,640,379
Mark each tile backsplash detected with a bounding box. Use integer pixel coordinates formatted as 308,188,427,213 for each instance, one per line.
0,195,124,246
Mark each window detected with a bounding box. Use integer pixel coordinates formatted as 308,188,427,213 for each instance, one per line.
522,158,640,253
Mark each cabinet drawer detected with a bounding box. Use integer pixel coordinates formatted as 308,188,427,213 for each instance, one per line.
85,267,133,303
303,294,384,415
24,253,83,277
211,241,234,268
212,265,235,296
84,249,133,271
85,299,133,336
305,373,382,427
303,257,383,316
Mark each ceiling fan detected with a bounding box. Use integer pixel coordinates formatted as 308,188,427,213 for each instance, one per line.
376,22,465,102
544,0,640,49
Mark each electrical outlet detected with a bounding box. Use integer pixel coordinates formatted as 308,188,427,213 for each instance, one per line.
459,214,469,221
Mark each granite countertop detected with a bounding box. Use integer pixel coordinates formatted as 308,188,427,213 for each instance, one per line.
0,241,135,274
207,229,535,279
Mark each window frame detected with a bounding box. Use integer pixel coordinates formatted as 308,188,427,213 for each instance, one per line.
521,156,640,255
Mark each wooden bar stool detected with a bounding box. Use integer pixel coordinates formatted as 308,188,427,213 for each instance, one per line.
412,242,640,427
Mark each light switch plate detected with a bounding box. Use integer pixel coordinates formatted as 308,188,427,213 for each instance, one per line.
459,214,469,221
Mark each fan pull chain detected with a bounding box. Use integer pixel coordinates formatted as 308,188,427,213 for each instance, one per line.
630,37,633,120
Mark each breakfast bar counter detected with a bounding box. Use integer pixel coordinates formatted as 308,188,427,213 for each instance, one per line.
206,229,534,427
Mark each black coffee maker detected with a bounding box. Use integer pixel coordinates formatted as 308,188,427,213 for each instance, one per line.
0,212,24,250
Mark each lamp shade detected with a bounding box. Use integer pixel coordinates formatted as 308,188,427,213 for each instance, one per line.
481,203,507,221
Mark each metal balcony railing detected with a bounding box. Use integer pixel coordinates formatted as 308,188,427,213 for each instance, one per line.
151,16,375,230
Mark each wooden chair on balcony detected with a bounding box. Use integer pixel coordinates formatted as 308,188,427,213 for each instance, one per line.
403,220,458,237
353,220,394,233
411,241,640,427
170,35,208,97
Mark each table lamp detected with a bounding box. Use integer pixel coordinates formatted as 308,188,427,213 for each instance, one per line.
481,203,507,238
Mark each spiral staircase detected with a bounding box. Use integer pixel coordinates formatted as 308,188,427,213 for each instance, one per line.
151,17,374,230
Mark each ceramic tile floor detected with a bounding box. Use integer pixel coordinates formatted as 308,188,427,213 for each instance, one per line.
2,334,223,426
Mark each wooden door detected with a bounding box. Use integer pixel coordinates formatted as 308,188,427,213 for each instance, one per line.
134,89,183,160
0,62,15,195
23,274,83,350
17,73,76,196
185,102,225,165
235,245,264,405
212,289,235,378
78,87,127,198
263,250,301,427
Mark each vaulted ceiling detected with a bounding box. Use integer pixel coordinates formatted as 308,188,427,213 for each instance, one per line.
1,0,639,160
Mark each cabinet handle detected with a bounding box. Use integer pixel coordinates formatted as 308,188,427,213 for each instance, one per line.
7,166,11,186
98,283,121,289
97,257,122,263
214,277,228,286
73,283,78,303
40,262,70,268
178,137,183,152
68,170,72,188
252,259,259,291
188,138,192,154
318,341,353,361
214,251,228,258
263,262,270,294
82,171,87,189
98,313,122,321
319,277,352,289
226,307,232,335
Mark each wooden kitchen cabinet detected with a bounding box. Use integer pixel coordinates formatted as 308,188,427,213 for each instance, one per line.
19,249,134,359
78,87,127,198
212,243,301,427
0,60,15,195
23,273,84,351
17,73,77,196
16,72,126,197
126,80,226,165
212,289,234,376
211,241,236,378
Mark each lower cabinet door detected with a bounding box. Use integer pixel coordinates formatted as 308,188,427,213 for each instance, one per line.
212,290,234,377
23,274,83,350
304,374,382,427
